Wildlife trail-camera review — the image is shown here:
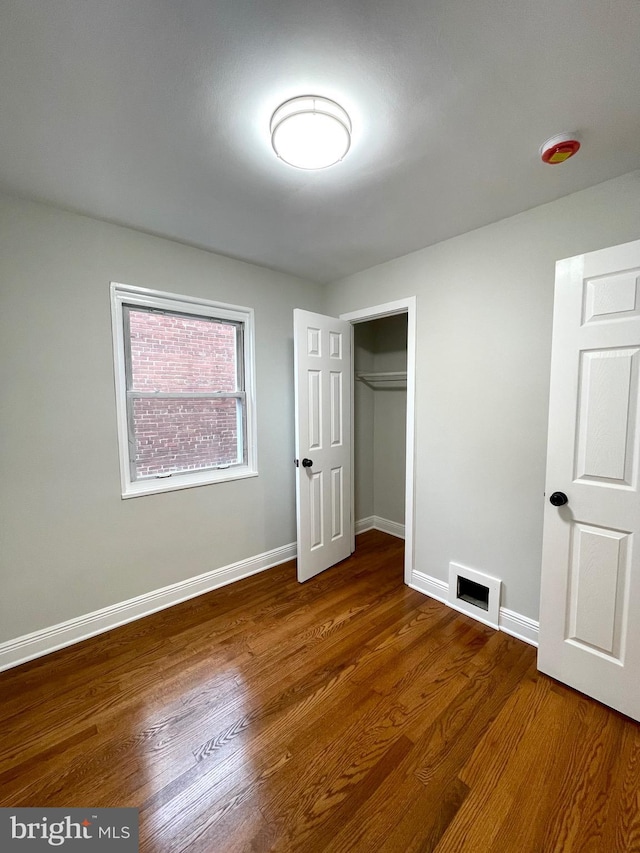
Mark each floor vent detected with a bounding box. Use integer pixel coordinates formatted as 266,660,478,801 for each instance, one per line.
457,576,489,611
448,563,501,629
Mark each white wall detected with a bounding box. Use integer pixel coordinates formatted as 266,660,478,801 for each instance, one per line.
0,193,322,643
325,171,640,620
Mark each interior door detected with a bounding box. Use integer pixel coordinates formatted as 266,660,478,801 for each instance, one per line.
538,239,640,721
294,309,352,582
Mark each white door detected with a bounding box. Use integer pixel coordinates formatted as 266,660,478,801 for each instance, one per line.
294,309,352,582
538,239,640,721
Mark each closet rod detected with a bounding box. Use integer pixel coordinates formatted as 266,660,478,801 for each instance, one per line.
356,371,407,388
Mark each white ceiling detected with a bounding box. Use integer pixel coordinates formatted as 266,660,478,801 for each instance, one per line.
1,0,639,283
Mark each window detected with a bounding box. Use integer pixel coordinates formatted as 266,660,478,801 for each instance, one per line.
111,283,257,497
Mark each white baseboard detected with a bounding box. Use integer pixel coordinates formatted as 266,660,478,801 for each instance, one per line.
411,569,448,603
498,607,540,647
410,569,539,647
373,516,405,540
356,515,405,539
355,516,375,535
0,542,297,674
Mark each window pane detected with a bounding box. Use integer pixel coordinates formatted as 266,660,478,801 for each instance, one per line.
132,398,241,478
128,309,238,393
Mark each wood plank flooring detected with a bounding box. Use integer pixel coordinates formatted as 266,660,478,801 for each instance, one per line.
1,530,639,851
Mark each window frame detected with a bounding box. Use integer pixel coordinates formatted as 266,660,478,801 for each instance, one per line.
110,282,258,498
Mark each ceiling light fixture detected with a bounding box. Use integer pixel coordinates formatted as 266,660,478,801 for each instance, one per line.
270,95,352,170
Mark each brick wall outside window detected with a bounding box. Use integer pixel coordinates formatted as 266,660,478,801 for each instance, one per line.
128,311,240,477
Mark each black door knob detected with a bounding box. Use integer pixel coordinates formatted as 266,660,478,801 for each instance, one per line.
302,458,313,468
549,491,568,506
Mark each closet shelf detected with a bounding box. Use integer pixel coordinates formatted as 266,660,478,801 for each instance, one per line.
356,371,407,388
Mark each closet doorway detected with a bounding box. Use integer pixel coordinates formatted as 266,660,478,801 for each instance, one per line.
340,298,416,584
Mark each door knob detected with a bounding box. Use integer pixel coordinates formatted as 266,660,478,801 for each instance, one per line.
302,458,313,468
549,491,568,506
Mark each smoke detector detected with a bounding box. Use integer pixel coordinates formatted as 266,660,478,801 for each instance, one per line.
540,133,581,165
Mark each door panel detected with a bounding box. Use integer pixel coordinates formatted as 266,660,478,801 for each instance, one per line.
575,348,639,484
538,239,640,721
330,372,343,446
310,471,323,550
294,309,352,581
583,270,640,323
308,370,322,449
567,523,629,658
331,466,344,540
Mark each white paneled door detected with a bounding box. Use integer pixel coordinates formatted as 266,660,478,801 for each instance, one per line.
294,309,352,582
539,239,640,721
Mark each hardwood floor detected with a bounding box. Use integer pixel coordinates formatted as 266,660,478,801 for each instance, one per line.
1,530,639,852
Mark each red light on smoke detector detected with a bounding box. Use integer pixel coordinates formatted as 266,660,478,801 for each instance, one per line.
540,134,581,165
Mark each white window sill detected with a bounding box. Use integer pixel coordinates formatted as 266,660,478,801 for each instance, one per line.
121,465,258,499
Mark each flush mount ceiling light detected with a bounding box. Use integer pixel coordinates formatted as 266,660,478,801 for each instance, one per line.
270,95,352,170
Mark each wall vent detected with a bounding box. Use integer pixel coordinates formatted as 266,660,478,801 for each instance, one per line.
448,562,501,629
